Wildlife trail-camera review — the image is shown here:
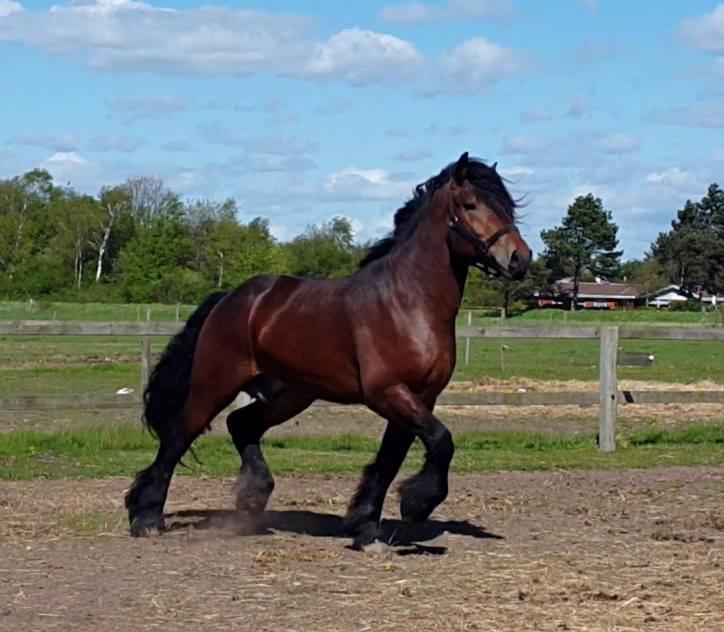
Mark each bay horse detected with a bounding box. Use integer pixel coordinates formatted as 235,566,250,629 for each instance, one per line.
125,152,532,549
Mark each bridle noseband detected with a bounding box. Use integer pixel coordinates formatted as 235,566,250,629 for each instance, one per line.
447,189,518,274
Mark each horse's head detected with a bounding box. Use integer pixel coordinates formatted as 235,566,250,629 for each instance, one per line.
446,152,532,280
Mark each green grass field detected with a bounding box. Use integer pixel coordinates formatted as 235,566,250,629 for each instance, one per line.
0,300,196,322
2,299,722,326
0,423,723,480
0,334,722,398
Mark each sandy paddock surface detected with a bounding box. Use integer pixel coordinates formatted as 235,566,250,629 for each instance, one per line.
1,468,723,631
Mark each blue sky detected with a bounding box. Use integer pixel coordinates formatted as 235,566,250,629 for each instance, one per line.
1,0,723,258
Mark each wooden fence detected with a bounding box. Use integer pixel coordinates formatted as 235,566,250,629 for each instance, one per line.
1,321,723,452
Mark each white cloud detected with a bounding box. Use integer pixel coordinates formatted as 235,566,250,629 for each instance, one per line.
106,96,188,121
499,165,534,179
322,167,415,202
0,2,423,87
45,151,86,165
0,2,523,94
199,123,317,156
386,128,413,139
302,28,423,85
378,0,512,24
39,151,94,188
378,1,434,24
434,37,524,94
162,139,193,152
314,98,351,116
245,154,317,173
591,132,640,154
6,131,78,152
0,0,21,18
394,146,433,162
520,108,553,123
501,135,553,155
86,135,143,153
648,102,724,128
446,0,513,20
564,94,591,119
681,5,724,56
681,5,724,78
645,167,698,188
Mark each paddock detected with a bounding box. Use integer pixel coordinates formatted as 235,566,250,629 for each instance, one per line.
1,469,722,630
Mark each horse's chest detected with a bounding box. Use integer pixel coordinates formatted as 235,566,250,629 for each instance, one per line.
405,332,456,391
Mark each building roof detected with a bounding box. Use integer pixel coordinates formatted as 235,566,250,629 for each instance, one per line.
552,281,639,299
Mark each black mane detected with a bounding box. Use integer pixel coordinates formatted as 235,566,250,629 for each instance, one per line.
359,157,518,268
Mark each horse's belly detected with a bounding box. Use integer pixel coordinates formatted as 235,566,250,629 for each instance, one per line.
255,327,362,402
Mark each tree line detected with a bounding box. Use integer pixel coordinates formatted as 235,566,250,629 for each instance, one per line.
0,169,721,308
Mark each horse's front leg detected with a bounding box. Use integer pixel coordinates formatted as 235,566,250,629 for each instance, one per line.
344,421,415,549
348,386,451,547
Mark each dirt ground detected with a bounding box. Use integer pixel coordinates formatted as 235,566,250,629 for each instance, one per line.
1,468,722,631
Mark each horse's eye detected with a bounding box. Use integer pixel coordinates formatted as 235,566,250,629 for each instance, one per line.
464,203,476,211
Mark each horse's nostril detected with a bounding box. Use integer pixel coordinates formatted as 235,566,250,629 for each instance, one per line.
508,250,528,279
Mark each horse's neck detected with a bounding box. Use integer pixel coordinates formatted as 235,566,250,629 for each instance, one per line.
394,200,468,324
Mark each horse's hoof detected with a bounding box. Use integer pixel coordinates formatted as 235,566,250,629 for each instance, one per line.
362,540,391,555
399,495,435,523
129,514,165,537
234,471,274,516
398,476,446,523
350,522,384,551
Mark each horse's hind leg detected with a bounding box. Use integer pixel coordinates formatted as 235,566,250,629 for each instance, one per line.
128,344,255,536
227,383,313,517
128,383,242,536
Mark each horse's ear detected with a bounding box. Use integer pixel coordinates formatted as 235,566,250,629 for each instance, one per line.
492,161,498,172
454,151,469,184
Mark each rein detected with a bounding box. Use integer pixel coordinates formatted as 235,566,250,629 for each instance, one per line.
447,190,518,273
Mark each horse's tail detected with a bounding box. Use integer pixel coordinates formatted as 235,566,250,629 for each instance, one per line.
142,291,229,446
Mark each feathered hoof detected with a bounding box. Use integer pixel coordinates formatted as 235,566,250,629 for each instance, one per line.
129,513,165,537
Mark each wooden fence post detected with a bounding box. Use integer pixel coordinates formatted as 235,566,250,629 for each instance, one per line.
464,310,472,366
598,325,619,452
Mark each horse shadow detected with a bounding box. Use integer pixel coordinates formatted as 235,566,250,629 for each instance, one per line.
165,508,502,555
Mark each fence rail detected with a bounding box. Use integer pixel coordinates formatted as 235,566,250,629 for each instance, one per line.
2,320,723,452
2,321,724,340
1,389,722,412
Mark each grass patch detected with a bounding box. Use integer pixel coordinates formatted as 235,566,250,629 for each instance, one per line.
61,513,123,536
454,337,724,383
0,301,195,322
456,307,724,327
1,336,721,395
1,424,723,481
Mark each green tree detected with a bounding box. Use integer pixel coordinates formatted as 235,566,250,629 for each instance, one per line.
541,194,622,310
284,216,360,278
207,216,284,288
117,214,193,302
652,184,724,296
89,185,132,283
464,258,551,316
54,191,101,289
621,257,667,297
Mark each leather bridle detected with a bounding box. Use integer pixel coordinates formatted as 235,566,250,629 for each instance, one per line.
447,189,518,274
